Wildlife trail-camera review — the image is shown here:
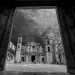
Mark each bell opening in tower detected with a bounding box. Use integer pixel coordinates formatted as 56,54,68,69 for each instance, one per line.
5,6,67,72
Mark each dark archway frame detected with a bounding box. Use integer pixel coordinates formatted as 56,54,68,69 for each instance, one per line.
0,0,75,74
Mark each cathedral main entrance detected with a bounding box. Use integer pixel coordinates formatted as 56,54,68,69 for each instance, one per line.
31,55,36,63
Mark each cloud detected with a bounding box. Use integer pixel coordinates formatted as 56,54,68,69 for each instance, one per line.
11,8,60,47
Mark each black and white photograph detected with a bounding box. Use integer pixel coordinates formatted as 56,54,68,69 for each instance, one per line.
4,7,67,72
0,0,75,74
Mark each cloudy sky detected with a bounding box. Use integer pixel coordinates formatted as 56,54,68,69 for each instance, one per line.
11,8,60,46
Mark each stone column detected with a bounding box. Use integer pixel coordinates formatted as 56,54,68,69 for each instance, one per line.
26,55,29,64
49,45,53,64
55,44,60,64
46,52,49,64
39,55,42,63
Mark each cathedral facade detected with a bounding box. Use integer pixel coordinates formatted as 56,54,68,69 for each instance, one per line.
15,36,53,64
15,35,66,64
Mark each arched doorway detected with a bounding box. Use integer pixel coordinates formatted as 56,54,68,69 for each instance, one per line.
31,55,36,63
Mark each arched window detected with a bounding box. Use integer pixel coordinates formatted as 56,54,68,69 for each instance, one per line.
48,46,50,52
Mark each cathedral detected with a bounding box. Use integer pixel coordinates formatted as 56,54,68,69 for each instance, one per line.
6,34,66,64
15,36,53,64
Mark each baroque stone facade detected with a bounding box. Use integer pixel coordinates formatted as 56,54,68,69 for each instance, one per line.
15,35,66,64
15,36,53,64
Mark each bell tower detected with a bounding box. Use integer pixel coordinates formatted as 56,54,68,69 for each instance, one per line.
45,38,53,64
15,35,22,63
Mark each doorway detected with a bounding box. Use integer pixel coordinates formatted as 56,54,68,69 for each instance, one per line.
31,55,36,63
